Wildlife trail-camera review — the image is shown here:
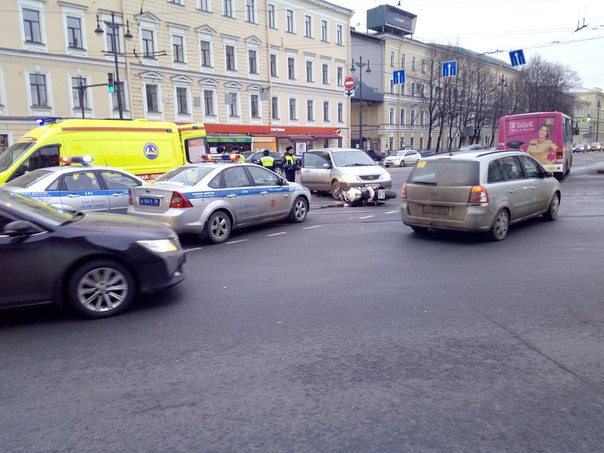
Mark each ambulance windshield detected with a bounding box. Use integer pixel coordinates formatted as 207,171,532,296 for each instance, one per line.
0,142,34,172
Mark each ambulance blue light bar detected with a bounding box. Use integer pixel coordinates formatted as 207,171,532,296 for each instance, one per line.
60,155,94,166
35,117,63,125
200,153,241,162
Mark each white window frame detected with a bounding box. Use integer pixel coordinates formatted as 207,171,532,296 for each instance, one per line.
19,0,47,52
337,102,344,123
197,27,215,74
100,12,125,57
336,65,344,87
200,79,218,120
321,62,329,85
268,4,277,29
25,70,52,116
271,95,280,121
249,92,262,122
61,3,87,57
323,100,329,122
321,20,328,42
226,91,241,120
224,37,238,73
286,10,294,34
139,16,160,66
304,15,312,38
289,97,298,121
197,0,211,12
336,24,343,46
287,54,297,81
245,0,257,24
173,76,193,121
270,51,279,78
306,98,314,122
69,74,93,116
109,80,129,118
223,0,235,18
305,57,314,84
169,25,188,69
0,67,6,115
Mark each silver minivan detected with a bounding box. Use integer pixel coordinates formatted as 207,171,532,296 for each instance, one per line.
400,150,561,240
300,148,392,200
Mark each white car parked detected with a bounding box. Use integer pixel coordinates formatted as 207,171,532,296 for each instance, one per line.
384,149,421,167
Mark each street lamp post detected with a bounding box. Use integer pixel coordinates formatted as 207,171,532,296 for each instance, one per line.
350,57,371,150
95,12,132,119
597,99,601,142
498,74,507,115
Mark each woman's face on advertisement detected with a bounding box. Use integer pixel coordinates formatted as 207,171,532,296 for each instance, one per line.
539,125,549,138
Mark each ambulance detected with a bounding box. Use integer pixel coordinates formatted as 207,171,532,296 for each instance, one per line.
0,118,209,184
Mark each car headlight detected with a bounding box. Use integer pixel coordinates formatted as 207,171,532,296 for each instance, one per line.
137,239,180,253
340,174,361,183
382,172,392,181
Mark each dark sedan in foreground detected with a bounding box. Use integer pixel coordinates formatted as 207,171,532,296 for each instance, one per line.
0,188,186,318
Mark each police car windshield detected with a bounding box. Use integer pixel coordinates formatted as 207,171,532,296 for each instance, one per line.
155,165,214,186
0,142,34,172
4,169,53,188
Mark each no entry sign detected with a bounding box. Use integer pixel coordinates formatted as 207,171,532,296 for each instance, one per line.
344,76,356,90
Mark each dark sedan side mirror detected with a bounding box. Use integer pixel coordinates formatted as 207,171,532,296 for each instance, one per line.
2,220,44,237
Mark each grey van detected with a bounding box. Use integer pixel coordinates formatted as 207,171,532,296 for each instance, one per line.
300,148,392,200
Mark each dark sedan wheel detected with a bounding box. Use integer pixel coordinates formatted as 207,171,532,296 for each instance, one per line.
67,260,135,318
205,210,232,244
543,193,560,221
290,196,309,223
489,209,509,241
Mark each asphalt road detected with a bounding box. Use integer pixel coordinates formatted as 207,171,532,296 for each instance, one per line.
1,153,603,452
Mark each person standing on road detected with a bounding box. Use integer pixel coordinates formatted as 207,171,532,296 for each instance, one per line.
282,146,299,182
259,149,275,171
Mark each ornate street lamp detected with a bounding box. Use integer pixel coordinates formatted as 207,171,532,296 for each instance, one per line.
350,57,371,149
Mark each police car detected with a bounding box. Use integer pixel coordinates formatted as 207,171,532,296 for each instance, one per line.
127,161,311,243
3,157,145,214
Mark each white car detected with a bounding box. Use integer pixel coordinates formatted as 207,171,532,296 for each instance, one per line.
383,149,421,167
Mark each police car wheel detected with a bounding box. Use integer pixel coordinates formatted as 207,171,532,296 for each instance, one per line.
290,196,309,223
205,210,232,244
67,260,135,318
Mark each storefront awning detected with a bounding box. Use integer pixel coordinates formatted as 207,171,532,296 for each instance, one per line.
311,134,342,140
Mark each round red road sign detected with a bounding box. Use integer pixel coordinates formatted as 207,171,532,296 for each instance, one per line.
344,76,356,90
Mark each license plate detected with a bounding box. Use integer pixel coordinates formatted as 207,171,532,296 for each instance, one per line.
377,189,386,200
139,197,160,206
422,204,449,215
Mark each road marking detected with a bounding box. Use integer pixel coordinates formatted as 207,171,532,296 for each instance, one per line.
385,210,398,214
302,225,322,229
359,215,374,219
185,247,204,252
267,232,287,237
226,239,248,244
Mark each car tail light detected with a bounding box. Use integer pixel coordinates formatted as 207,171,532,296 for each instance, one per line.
468,185,489,206
556,148,564,160
401,183,407,200
128,189,133,205
169,191,193,208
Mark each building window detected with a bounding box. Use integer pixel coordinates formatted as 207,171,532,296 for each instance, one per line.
400,109,405,125
245,0,256,23
200,40,212,67
271,96,279,119
146,84,159,112
169,0,184,4
304,15,312,38
336,67,343,86
401,53,406,67
270,54,277,77
322,64,328,85
321,20,328,42
289,98,297,120
142,29,155,58
336,25,342,45
420,111,425,126
111,82,125,111
29,73,47,106
412,56,416,71
337,102,343,122
286,10,294,33
248,50,258,74
198,0,210,12
71,76,88,109
105,22,122,54
389,107,395,125
323,101,329,121
250,94,260,118
223,0,234,18
411,109,416,125
176,87,189,114
268,4,276,29
421,59,426,73
66,16,83,49
390,80,395,94
390,51,395,67
203,89,215,115
287,57,295,80
226,45,236,71
306,61,313,83
228,92,239,117
172,35,185,62
306,99,314,121
411,82,416,97
23,8,42,43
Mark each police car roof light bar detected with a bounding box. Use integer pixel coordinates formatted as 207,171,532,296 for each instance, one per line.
60,155,94,166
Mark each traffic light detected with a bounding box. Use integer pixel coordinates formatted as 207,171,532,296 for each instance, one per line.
107,73,115,93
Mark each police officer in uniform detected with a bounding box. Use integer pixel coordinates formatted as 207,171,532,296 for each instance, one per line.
282,146,299,182
259,149,275,171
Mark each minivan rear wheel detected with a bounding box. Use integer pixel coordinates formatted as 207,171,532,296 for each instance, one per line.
543,193,560,221
489,209,509,241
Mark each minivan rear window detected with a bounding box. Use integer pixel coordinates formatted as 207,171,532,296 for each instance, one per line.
408,160,479,186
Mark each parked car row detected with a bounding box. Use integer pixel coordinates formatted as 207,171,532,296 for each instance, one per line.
573,142,603,152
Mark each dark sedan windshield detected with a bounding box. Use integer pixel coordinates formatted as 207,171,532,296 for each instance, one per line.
0,189,74,225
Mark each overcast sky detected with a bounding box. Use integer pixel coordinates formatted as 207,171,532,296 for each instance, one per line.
346,0,604,91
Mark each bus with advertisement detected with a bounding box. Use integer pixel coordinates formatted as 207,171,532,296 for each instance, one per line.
498,112,575,177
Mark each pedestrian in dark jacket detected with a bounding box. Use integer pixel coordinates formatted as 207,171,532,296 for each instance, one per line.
282,146,299,182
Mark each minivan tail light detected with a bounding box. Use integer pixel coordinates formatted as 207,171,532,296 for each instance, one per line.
169,191,193,208
401,183,407,200
468,185,489,206
128,189,133,205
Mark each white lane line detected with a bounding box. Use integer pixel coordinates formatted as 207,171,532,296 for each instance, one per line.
385,210,398,214
302,225,322,230
226,239,248,244
359,215,374,219
267,232,287,237
185,247,204,252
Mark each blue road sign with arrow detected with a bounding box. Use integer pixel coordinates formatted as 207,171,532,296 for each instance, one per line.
393,69,406,85
442,60,457,77
509,49,526,67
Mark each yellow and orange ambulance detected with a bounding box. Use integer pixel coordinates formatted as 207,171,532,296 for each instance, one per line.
0,118,209,184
